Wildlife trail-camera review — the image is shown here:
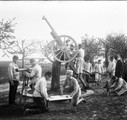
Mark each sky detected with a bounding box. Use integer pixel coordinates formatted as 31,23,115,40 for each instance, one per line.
0,1,127,60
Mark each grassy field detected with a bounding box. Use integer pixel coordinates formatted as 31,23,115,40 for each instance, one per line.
0,77,127,120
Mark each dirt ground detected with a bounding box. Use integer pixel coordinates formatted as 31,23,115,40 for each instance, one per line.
0,78,127,120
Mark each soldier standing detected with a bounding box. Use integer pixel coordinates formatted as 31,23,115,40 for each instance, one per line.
8,55,20,105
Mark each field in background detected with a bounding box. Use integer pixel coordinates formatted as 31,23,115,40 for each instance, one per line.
0,61,66,84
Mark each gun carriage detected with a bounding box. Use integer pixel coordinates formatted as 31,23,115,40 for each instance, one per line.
43,16,78,63
43,16,89,91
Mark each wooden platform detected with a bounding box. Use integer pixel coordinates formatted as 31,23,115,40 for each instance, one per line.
49,95,72,101
21,88,94,102
22,89,72,102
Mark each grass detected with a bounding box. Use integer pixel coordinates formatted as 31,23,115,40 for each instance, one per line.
0,77,127,120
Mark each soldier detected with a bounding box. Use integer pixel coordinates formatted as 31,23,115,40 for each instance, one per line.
107,56,116,78
110,76,127,96
84,58,93,83
24,71,52,113
76,53,85,79
78,44,85,59
25,58,42,89
123,58,127,82
114,54,123,78
94,60,104,85
8,55,20,105
61,70,85,106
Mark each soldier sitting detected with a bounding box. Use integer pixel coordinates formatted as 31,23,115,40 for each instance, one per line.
23,71,52,113
108,76,127,96
61,70,86,106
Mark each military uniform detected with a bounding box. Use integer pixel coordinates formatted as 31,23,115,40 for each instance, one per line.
94,63,104,82
8,62,20,104
111,78,127,96
62,76,81,106
25,63,42,89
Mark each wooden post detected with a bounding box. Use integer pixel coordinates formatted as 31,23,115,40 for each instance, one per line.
51,60,61,91
19,40,26,104
105,49,109,70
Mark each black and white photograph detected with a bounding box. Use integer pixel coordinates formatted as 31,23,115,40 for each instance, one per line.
0,1,127,120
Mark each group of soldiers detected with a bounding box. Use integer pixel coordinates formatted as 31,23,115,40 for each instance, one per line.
6,44,104,112
75,48,127,97
67,44,127,97
105,54,127,96
66,44,104,87
7,44,127,113
7,53,90,113
8,56,42,104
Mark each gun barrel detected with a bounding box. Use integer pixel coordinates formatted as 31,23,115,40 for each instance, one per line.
42,16,63,46
42,16,58,36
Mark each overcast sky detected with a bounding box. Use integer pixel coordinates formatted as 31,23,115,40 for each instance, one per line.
0,1,127,60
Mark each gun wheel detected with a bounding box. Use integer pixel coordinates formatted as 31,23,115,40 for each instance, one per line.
52,35,78,63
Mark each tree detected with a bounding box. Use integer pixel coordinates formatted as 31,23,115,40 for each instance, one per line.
0,18,37,67
0,18,16,56
5,39,35,68
81,34,102,63
99,33,127,69
100,33,127,66
36,40,49,58
98,37,110,68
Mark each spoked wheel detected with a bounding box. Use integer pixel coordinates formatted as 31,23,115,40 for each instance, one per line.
52,35,78,63
45,40,54,63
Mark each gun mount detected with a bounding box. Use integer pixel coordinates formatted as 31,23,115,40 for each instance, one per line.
42,16,78,63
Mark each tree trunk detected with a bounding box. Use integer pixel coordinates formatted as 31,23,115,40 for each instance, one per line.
105,49,109,70
22,54,25,68
51,60,61,91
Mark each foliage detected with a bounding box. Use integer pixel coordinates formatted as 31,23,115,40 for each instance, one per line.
5,39,36,67
100,33,127,60
6,40,35,57
0,18,16,57
36,40,49,57
81,34,102,62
